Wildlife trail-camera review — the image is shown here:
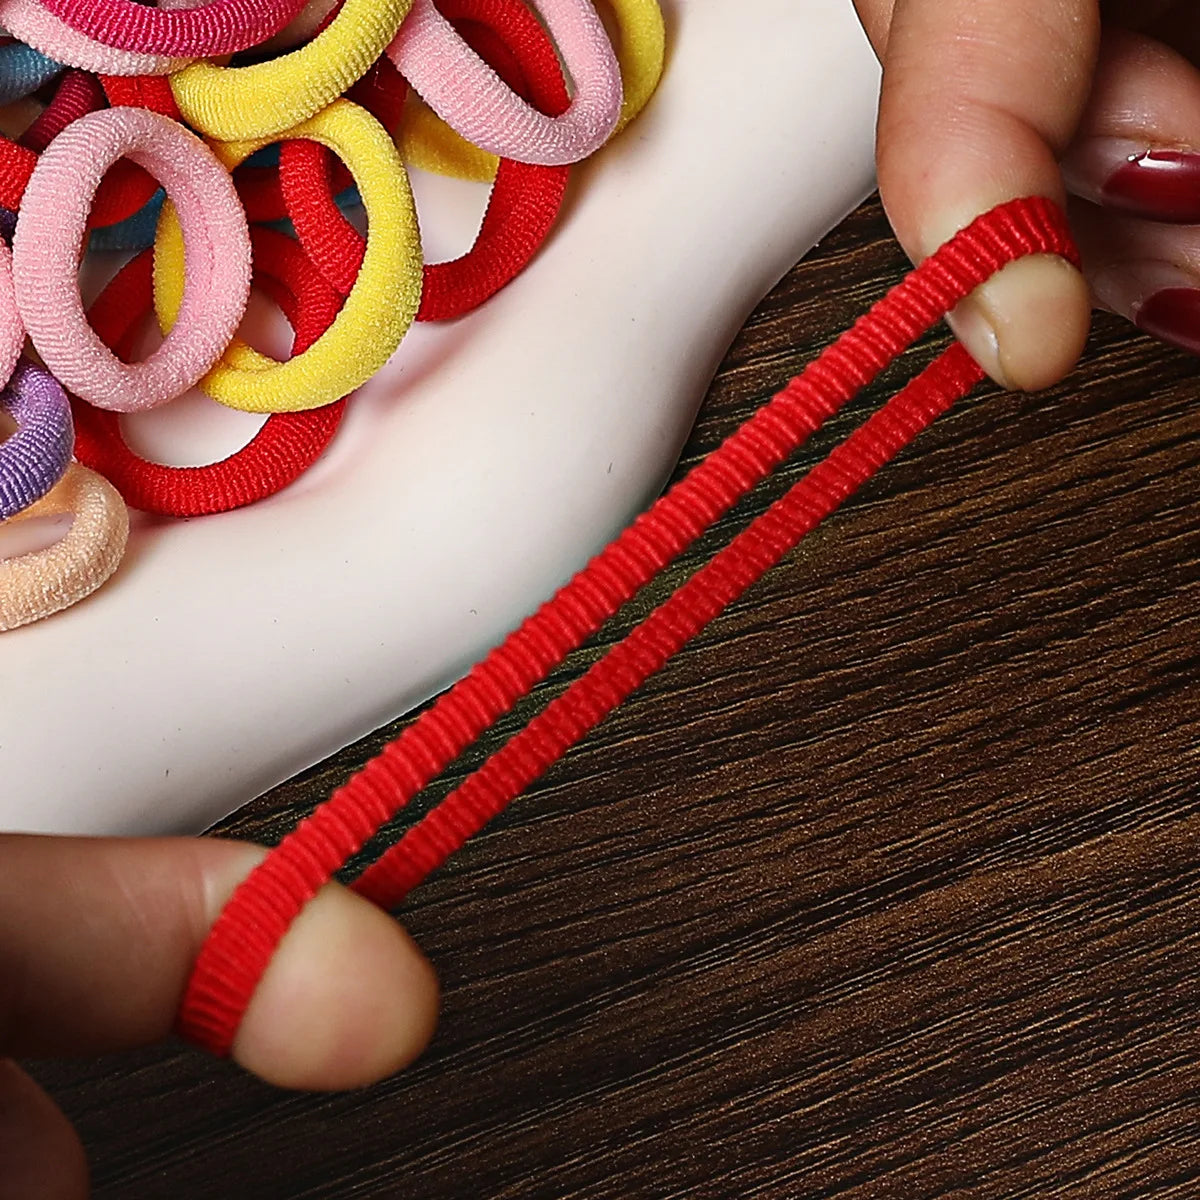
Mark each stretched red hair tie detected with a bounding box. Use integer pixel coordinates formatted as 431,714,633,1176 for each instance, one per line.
178,196,1079,1057
282,0,571,320
73,228,345,517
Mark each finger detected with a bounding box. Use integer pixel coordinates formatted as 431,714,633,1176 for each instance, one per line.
852,0,894,53
1057,26,1200,356
0,1060,87,1200
0,835,439,1091
1061,27,1200,224
1072,201,1200,355
863,0,1098,390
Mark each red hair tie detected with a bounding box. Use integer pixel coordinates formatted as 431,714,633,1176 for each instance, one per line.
281,0,570,320
73,227,345,517
100,71,183,121
178,197,1080,1057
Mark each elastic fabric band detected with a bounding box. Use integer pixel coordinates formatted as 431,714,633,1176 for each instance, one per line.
606,0,665,136
169,0,414,141
0,359,74,520
154,98,421,415
399,97,500,185
398,16,533,183
176,197,1080,1056
0,0,192,75
232,55,406,225
100,72,183,121
0,240,24,386
0,40,63,106
0,461,129,632
75,229,344,516
0,75,168,228
399,0,663,181
388,0,622,167
40,0,311,58
282,0,569,320
12,106,251,412
20,68,105,153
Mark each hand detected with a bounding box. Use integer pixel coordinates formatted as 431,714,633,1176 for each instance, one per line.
854,1,1200,388
0,834,438,1200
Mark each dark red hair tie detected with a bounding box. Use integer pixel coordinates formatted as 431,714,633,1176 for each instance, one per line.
280,0,571,320
72,228,345,517
21,68,104,152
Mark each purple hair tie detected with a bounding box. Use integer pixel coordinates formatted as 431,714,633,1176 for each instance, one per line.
0,359,75,520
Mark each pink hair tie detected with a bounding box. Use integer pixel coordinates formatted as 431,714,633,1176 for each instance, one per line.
38,0,310,58
388,0,623,166
12,106,251,413
0,241,24,390
0,0,193,75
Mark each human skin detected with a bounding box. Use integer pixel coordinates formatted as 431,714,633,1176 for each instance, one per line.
854,0,1200,387
0,835,439,1199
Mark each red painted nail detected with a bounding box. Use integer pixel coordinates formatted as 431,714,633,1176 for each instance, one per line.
1135,288,1200,356
1063,138,1200,224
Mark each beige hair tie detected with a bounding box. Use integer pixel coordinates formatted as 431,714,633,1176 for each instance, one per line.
0,462,129,632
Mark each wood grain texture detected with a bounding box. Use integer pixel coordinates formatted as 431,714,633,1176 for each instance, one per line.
31,196,1200,1199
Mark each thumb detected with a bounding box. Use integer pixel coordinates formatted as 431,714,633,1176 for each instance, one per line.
0,834,438,1091
862,0,1097,390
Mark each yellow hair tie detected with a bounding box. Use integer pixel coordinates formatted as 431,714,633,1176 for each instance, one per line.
608,0,666,136
401,0,665,183
154,100,423,415
170,0,413,141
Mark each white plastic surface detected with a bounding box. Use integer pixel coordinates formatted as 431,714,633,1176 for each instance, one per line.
2,0,881,836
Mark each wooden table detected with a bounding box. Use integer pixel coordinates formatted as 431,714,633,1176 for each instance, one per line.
33,197,1200,1199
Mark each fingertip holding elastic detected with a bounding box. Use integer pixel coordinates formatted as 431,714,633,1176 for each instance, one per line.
912,194,1091,392
950,253,1092,391
229,885,440,1092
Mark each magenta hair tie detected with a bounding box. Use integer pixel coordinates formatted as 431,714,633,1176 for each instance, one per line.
38,0,311,58
0,0,194,75
12,106,251,412
0,359,74,520
389,0,623,166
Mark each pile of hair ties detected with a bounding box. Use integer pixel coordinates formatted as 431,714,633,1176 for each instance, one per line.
0,0,666,632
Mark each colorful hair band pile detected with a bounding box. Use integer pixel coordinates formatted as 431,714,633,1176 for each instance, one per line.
0,0,666,630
